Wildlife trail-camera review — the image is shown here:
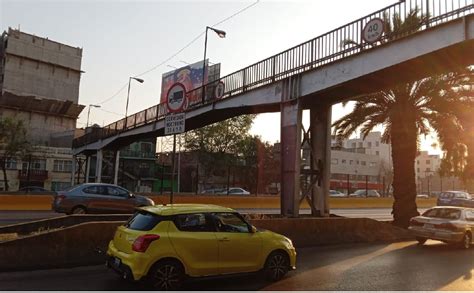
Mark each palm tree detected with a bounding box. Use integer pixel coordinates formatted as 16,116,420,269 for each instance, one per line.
333,67,473,228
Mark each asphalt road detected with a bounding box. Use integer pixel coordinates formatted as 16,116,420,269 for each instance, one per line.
0,240,472,290
0,208,430,226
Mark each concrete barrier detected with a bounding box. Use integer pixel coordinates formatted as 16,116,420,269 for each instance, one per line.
0,221,123,272
0,194,437,210
0,214,131,235
0,216,413,272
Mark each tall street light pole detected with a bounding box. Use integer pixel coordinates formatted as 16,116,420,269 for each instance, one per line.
201,26,226,104
86,104,101,128
125,77,145,120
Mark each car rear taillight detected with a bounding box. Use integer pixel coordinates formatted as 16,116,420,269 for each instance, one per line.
409,219,423,226
132,234,160,252
437,223,460,231
55,194,66,202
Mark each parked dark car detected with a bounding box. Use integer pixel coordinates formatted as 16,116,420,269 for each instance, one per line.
408,206,474,249
52,183,155,214
437,191,474,208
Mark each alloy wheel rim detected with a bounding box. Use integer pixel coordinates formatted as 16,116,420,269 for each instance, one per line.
268,254,287,280
153,265,180,290
74,208,85,214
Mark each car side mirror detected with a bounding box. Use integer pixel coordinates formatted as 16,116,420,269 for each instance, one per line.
250,225,257,233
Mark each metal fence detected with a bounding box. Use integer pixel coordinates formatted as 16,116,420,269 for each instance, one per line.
73,0,473,148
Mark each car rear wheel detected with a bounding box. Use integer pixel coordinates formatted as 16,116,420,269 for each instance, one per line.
264,251,289,282
71,206,87,214
416,237,427,245
460,233,471,249
148,260,185,290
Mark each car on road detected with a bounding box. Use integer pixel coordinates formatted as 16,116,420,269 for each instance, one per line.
329,190,346,197
52,183,154,214
408,206,474,249
437,191,474,208
106,204,296,290
349,189,381,198
203,187,251,196
416,194,430,199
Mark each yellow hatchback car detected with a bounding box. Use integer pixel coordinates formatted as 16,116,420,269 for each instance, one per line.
106,204,296,290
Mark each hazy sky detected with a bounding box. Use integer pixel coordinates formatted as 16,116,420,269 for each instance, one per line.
0,0,440,153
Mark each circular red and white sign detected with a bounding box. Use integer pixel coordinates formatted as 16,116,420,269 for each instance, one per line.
362,18,384,44
214,81,225,100
166,83,187,113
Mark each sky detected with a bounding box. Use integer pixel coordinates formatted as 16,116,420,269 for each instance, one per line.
0,0,440,154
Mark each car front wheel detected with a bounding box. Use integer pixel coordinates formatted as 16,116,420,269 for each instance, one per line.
71,206,87,214
264,251,289,282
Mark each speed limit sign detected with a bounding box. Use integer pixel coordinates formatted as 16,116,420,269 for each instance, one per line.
362,18,384,43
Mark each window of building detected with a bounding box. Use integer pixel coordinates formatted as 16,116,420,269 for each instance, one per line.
356,160,360,165
331,159,338,165
417,168,420,172
376,141,380,147
23,159,47,170
376,151,380,156
341,159,346,164
361,161,366,166
367,142,372,148
5,158,17,170
351,142,356,148
51,182,71,192
53,160,72,172
417,160,420,165
426,160,430,164
426,168,431,172
349,160,353,165
141,142,152,153
369,162,376,167
358,142,363,148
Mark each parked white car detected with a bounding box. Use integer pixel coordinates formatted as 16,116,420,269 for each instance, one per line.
329,190,346,197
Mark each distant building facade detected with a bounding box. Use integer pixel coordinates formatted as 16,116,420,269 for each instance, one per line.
0,28,84,191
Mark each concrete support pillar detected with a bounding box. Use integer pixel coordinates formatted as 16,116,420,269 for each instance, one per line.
71,155,76,186
85,155,91,183
96,149,103,183
280,76,302,217
310,103,332,216
113,150,120,185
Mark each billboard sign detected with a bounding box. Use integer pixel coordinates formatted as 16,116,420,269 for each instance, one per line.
161,60,208,107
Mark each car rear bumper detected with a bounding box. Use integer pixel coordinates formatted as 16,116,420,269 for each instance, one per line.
409,226,464,243
106,241,150,281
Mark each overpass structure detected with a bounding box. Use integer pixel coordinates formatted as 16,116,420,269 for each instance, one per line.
72,0,474,217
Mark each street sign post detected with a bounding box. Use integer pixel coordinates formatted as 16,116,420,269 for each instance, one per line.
165,113,185,135
362,18,384,44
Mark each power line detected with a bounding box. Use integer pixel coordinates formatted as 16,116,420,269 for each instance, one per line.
97,107,124,117
95,0,260,106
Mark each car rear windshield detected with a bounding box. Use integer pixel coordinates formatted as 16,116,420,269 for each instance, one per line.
423,208,461,220
125,211,162,231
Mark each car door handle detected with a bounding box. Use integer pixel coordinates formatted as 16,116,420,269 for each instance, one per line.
218,237,230,242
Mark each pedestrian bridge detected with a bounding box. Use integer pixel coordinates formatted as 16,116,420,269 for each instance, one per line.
71,0,474,217
73,1,474,153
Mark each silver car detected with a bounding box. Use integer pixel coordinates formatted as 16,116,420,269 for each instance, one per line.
408,206,474,249
52,183,155,214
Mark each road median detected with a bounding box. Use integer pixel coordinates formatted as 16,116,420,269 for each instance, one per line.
0,194,437,210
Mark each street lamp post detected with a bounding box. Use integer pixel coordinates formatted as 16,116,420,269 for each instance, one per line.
201,26,226,104
125,77,145,120
86,104,101,128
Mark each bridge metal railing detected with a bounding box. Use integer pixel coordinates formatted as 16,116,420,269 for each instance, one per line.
73,0,473,149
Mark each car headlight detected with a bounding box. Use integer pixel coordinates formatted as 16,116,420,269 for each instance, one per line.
149,199,155,206
284,237,294,247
